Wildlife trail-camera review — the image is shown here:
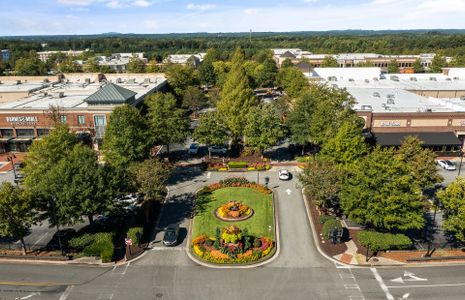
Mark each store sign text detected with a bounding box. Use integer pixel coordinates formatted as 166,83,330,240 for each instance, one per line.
380,121,401,127
6,116,38,125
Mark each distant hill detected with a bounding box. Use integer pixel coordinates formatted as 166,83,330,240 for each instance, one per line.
2,29,465,41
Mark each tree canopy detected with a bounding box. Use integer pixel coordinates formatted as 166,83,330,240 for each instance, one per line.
438,177,465,242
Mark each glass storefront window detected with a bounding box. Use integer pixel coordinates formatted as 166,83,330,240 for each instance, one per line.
37,129,49,137
0,129,13,137
16,129,35,137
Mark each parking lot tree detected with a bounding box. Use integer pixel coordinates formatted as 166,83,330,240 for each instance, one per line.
146,92,190,154
102,105,150,168
276,66,308,99
388,59,400,73
430,54,448,73
340,146,425,231
217,47,257,141
320,121,368,169
199,48,221,86
272,95,291,122
243,104,288,155
321,56,339,68
182,86,207,113
193,112,229,158
396,136,443,191
299,157,342,208
130,158,172,223
127,57,145,73
166,64,200,97
0,183,34,255
437,177,465,242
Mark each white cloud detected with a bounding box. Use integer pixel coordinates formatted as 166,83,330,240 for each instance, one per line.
143,19,158,31
303,0,318,3
133,0,151,7
106,0,122,8
57,0,97,5
243,8,256,15
186,3,216,11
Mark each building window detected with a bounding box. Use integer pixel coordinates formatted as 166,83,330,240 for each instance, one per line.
16,129,34,137
37,129,49,137
60,115,67,124
0,129,13,137
78,115,85,125
94,115,107,139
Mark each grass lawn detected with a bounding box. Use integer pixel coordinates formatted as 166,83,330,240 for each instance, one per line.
192,187,275,239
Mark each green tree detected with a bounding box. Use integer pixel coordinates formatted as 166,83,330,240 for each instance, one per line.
396,136,442,191
0,183,34,255
212,60,231,88
255,57,278,87
15,56,47,75
281,58,294,68
276,66,309,98
320,121,368,169
340,146,425,231
413,58,423,73
130,158,171,223
58,57,79,73
321,56,339,68
299,157,343,208
146,93,190,153
102,105,150,168
193,112,229,157
243,105,288,154
450,55,465,67
199,48,220,86
84,57,100,73
388,59,400,73
217,48,257,140
437,177,465,242
182,86,207,113
287,91,315,151
127,57,145,73
166,64,199,96
430,54,447,73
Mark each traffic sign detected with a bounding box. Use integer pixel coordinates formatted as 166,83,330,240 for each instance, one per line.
125,238,133,246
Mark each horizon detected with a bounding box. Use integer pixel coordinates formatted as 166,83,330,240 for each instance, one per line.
2,0,465,36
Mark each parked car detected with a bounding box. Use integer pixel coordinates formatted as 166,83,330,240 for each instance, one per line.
13,162,24,171
208,145,227,155
437,160,456,171
163,224,180,247
187,143,199,155
278,169,291,180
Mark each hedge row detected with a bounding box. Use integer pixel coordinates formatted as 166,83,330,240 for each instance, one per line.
69,232,114,262
228,161,248,168
357,231,412,252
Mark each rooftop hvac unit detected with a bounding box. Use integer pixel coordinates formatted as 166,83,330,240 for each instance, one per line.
425,108,433,112
390,75,399,81
384,106,391,111
144,78,150,84
116,78,122,83
387,99,395,105
410,77,417,81
361,105,372,111
387,94,395,99
328,76,337,81
348,78,355,82
43,78,49,83
365,79,370,83
16,80,21,85
446,78,452,81
373,77,379,81
128,79,136,84
53,92,64,98
373,92,380,97
454,77,460,80
460,96,465,101
429,77,437,81
85,78,91,84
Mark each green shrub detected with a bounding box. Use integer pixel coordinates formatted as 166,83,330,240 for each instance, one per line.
228,161,248,169
127,227,143,245
357,231,412,252
220,177,250,186
319,215,336,224
322,218,342,240
70,232,114,263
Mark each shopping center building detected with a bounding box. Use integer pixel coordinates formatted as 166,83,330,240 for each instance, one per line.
0,73,166,153
310,67,465,151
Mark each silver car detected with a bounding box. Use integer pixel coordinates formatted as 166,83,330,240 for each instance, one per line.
437,160,456,171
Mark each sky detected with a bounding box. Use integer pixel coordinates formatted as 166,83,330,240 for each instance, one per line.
1,0,465,36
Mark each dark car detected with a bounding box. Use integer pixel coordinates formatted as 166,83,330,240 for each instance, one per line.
163,224,179,247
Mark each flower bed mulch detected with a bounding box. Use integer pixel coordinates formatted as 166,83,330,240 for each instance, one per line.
379,249,465,263
307,197,347,257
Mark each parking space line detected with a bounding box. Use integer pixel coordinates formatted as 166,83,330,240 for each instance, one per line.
58,285,74,300
370,267,394,300
387,282,465,289
31,232,49,248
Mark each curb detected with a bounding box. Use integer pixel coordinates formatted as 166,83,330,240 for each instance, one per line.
185,185,280,269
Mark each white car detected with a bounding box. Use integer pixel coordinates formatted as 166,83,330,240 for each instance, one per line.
437,160,456,171
278,169,291,180
187,143,199,155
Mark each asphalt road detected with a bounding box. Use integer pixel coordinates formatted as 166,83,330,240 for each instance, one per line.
2,168,465,299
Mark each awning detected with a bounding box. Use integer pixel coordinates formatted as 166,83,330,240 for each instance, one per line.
374,132,462,147
0,137,12,143
9,137,34,143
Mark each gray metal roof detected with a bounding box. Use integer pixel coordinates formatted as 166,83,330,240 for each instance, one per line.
84,82,137,105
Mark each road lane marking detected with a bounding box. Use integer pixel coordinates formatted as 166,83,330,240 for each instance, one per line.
285,188,292,195
20,292,40,299
0,281,63,286
111,262,130,276
391,271,427,284
387,282,465,289
58,285,74,300
206,172,211,179
370,267,394,300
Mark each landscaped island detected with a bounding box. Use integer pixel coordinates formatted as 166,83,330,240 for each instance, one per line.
191,177,276,265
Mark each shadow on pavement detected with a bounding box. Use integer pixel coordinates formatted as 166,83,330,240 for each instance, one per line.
156,193,195,230
167,166,204,186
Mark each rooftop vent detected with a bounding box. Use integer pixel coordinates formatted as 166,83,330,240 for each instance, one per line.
446,78,452,81
85,78,91,84
373,92,380,97
43,78,49,83
387,99,395,105
460,96,465,101
373,77,379,81
15,80,21,85
128,79,136,84
360,105,372,111
348,78,355,82
384,106,391,111
454,77,460,80
429,77,437,81
116,78,122,83
53,92,64,98
410,77,417,81
390,75,399,81
387,94,395,99
144,78,151,84
365,79,370,83
425,108,433,112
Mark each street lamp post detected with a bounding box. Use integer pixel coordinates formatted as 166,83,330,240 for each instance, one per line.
458,150,464,177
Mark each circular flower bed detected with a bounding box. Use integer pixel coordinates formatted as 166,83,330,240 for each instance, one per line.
215,201,254,222
192,225,275,264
